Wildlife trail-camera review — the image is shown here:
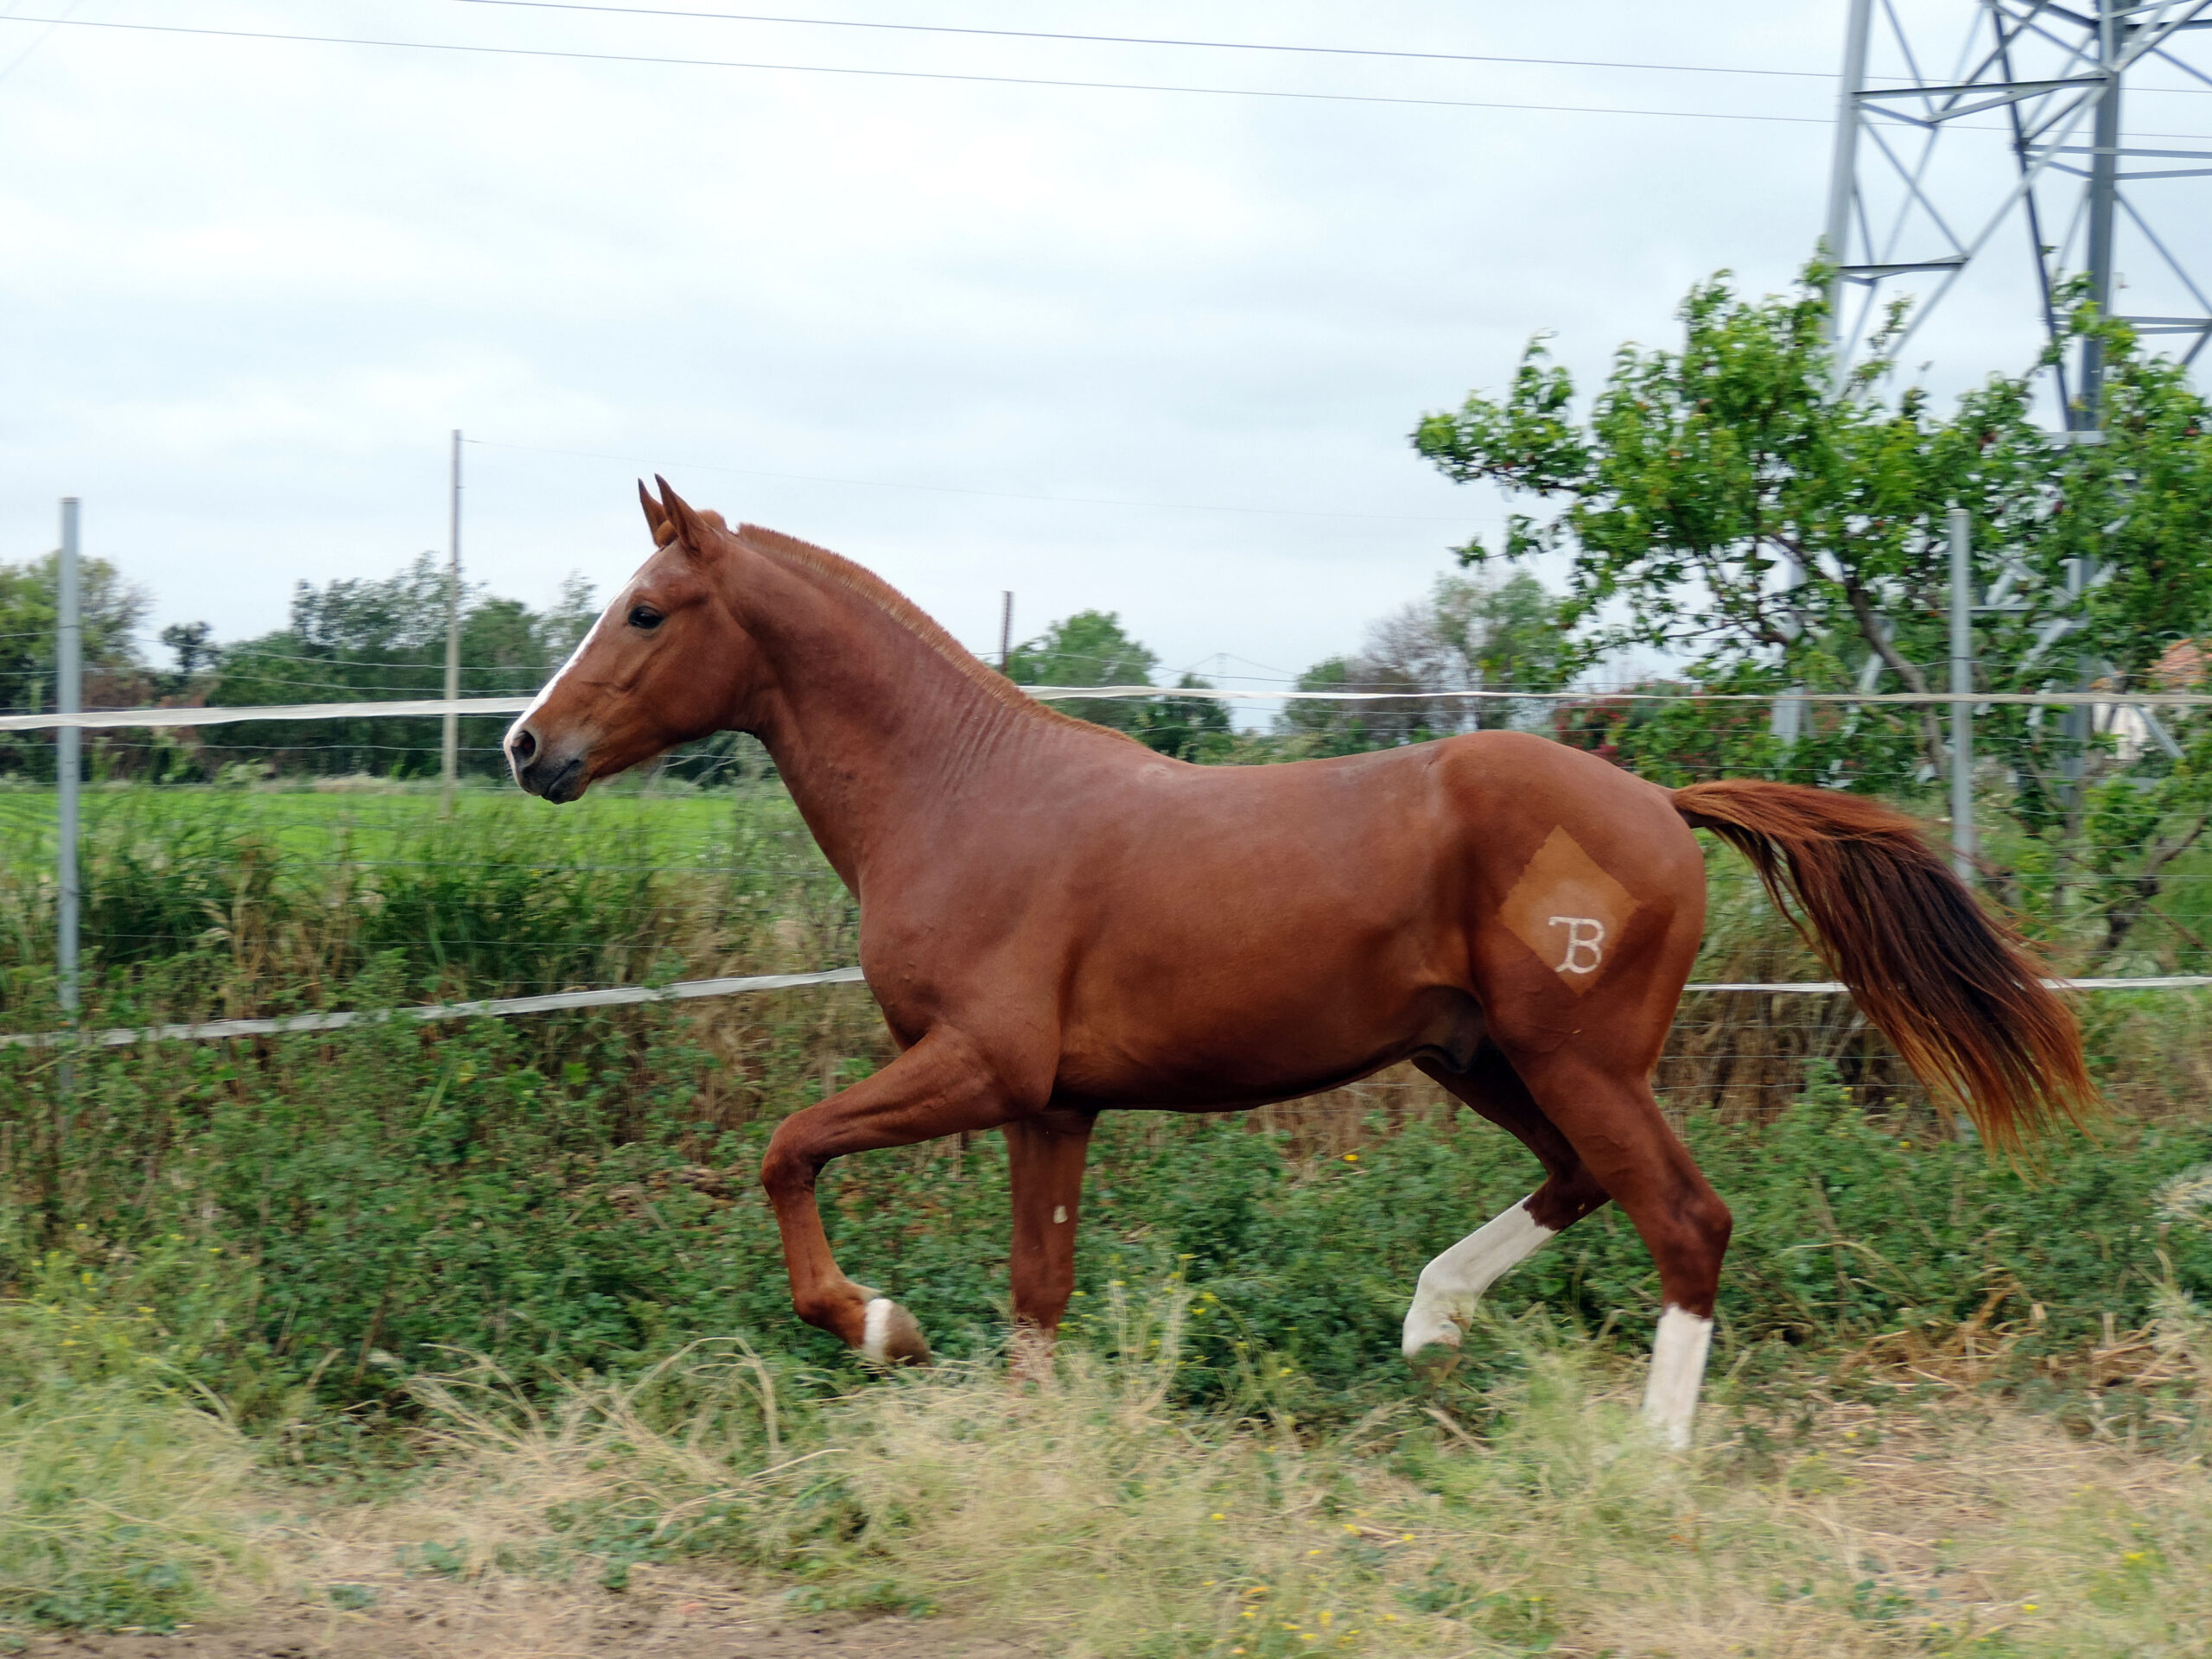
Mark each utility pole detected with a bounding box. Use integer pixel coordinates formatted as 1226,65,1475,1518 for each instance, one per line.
1948,507,1976,882
998,591,1014,671
442,429,462,817
56,498,80,1027
54,497,82,1129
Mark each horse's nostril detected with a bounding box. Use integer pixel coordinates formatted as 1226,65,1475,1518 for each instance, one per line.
510,728,537,764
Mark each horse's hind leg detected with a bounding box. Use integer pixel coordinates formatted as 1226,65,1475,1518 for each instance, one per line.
1402,1043,1610,1363
1495,1042,1732,1448
1003,1109,1096,1371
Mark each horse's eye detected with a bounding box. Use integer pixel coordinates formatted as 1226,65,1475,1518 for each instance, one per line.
628,605,664,631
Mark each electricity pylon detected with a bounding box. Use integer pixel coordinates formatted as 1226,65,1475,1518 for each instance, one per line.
1822,0,2212,429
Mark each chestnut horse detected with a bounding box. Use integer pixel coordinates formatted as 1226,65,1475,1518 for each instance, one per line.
506,480,2089,1446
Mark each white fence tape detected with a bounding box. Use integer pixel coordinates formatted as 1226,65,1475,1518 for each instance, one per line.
6,966,2202,1052
2,967,868,1050
1686,976,2212,992
5,684,2212,733
1029,687,2211,707
0,696,535,734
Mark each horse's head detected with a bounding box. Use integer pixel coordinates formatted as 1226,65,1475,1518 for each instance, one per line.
505,477,753,803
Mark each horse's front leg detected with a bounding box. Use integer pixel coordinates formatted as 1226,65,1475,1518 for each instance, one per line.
1003,1109,1096,1373
760,1027,1019,1363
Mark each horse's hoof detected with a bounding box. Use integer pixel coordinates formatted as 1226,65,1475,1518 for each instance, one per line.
1405,1346,1464,1382
1007,1323,1057,1383
861,1297,932,1366
1401,1297,1468,1367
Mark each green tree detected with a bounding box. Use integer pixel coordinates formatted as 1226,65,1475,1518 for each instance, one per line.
0,552,150,777
1005,610,1160,734
1138,673,1233,761
158,622,218,689
1003,609,1235,759
0,552,148,703
1412,266,2212,967
207,556,594,779
1278,573,1572,753
1276,652,1433,754
1439,570,1573,712
538,573,600,659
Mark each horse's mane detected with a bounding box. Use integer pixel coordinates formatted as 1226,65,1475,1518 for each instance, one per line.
732,524,1102,734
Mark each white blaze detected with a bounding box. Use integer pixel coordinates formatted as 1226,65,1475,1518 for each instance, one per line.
505,601,613,779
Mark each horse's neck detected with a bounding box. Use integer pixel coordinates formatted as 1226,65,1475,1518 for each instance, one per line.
731,551,1042,886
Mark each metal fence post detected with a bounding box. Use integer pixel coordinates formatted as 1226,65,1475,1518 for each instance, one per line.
55,495,83,1137
2059,554,2090,814
57,498,81,1020
1948,506,1975,882
442,429,462,817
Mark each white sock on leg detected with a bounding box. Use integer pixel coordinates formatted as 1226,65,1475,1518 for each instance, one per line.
1640,1305,1713,1449
861,1296,896,1363
1402,1197,1558,1361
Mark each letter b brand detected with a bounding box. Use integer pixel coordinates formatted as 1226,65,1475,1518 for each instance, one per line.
1548,916,1605,975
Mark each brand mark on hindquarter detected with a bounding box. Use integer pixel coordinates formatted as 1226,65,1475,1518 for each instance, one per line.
1498,828,1640,995
1548,915,1606,974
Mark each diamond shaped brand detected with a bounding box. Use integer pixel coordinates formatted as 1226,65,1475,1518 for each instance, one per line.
1499,829,1639,995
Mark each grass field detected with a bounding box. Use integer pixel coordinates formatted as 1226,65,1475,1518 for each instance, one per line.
0,775,2206,1652
0,775,853,1009
5,1280,2210,1657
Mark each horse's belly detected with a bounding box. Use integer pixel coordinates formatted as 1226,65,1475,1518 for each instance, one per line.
1051,971,1481,1110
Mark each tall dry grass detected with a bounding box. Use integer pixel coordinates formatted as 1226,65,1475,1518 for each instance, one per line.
366,1287,2212,1657
0,1274,2203,1651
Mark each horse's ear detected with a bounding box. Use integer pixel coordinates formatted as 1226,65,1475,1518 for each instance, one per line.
653,476,724,555
639,480,676,548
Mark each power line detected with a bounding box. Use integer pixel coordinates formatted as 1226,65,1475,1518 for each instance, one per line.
0,15,1833,124
16,14,2212,137
0,0,79,86
432,3,2212,101
450,0,1841,81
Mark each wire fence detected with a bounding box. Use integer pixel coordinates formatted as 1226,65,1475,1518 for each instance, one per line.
0,677,2205,1123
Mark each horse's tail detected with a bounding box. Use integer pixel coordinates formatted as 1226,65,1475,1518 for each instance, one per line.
1672,778,2092,1150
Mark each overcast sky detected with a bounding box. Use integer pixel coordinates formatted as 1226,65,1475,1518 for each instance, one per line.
5,1,2209,696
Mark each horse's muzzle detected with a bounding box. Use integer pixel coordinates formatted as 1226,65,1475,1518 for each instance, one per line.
506,724,588,804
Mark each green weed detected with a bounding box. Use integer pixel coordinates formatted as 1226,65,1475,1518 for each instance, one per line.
1,990,2209,1426
0,1293,260,1632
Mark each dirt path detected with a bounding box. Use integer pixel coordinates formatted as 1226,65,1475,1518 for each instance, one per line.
19,1568,1036,1659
